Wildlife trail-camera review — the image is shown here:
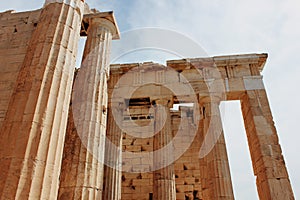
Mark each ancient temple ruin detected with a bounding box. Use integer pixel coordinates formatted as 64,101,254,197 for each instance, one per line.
0,0,295,199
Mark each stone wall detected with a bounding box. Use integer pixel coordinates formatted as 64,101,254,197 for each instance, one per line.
0,9,41,129
119,105,201,200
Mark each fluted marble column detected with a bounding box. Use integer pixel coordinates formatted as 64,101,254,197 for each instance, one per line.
199,98,234,200
58,14,119,200
102,106,123,200
0,0,85,199
241,90,294,200
153,99,176,200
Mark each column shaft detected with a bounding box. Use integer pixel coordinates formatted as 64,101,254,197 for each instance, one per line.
200,101,234,200
102,107,123,200
241,89,294,200
0,1,84,199
153,100,176,200
58,17,114,200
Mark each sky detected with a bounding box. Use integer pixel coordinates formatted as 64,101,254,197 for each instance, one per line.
1,1,299,199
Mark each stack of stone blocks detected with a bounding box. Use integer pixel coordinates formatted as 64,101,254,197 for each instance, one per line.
0,1,295,200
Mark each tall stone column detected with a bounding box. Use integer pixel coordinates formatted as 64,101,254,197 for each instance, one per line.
241,89,294,200
0,1,85,199
102,106,123,200
153,99,176,200
199,98,234,200
58,14,119,200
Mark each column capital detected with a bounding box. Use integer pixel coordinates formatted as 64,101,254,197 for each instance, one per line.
82,11,120,39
